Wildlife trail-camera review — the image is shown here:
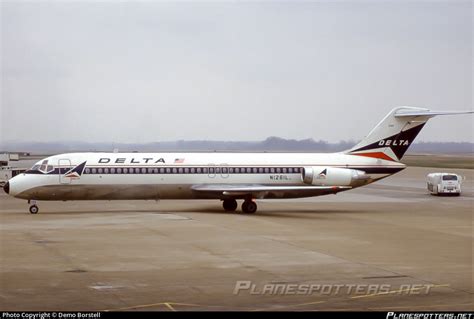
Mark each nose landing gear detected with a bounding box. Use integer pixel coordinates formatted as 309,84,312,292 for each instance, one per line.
28,200,39,214
29,205,39,214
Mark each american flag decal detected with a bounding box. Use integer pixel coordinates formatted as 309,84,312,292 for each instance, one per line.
174,158,185,163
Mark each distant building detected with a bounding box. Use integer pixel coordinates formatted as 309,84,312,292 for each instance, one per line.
0,153,20,165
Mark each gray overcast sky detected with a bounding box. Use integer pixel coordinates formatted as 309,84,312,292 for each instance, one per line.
1,0,472,144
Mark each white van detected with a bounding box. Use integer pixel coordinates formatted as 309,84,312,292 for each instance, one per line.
427,173,462,196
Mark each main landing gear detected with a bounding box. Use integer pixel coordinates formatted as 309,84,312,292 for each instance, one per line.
28,200,39,214
222,199,238,212
222,199,257,214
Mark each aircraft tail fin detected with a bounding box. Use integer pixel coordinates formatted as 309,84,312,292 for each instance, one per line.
345,107,473,162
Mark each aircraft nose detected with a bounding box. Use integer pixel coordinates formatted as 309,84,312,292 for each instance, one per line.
3,181,9,194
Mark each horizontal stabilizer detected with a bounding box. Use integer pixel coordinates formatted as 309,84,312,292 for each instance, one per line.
394,109,473,118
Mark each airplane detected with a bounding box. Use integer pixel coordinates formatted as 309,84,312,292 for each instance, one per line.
3,106,472,214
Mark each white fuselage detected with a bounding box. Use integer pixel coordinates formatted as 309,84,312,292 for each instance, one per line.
7,152,405,201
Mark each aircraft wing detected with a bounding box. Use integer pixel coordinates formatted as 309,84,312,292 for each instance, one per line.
191,184,351,199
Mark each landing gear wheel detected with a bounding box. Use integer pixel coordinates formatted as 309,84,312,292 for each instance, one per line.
29,205,39,214
242,200,257,214
223,199,238,212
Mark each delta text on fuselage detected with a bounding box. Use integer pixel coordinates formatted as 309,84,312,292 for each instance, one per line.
98,157,166,164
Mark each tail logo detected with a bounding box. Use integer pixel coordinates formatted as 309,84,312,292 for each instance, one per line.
350,123,425,160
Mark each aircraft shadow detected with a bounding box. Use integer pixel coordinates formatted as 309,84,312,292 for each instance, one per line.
22,207,371,219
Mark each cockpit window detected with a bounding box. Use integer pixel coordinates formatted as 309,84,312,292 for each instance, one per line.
32,160,55,173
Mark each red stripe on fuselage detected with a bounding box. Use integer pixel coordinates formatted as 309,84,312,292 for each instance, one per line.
351,152,396,162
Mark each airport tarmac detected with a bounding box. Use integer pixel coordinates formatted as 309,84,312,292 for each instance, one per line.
0,166,472,311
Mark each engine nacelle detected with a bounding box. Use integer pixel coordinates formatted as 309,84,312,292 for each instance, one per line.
302,166,368,186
